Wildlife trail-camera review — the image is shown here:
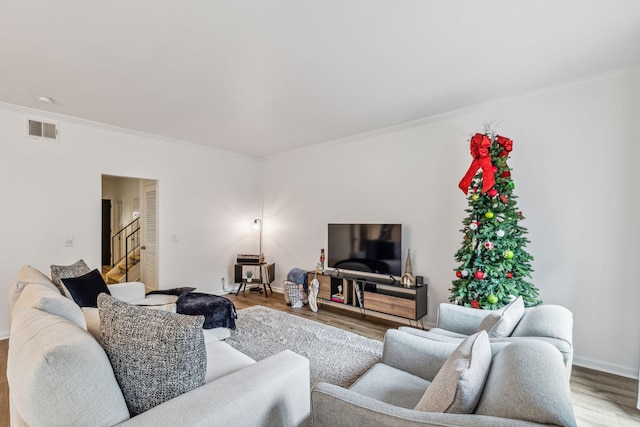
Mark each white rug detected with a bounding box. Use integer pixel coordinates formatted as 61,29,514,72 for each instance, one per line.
225,305,383,388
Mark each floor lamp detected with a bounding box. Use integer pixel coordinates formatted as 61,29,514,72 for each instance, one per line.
253,218,263,256
251,218,263,292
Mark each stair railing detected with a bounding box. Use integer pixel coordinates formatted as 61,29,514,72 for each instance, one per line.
111,217,141,282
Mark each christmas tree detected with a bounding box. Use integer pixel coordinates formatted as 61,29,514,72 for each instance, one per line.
451,130,541,309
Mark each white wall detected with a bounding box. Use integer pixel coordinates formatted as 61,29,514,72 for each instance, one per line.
261,68,640,378
0,105,262,338
2,68,638,379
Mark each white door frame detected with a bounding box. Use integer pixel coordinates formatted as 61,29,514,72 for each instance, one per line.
140,180,159,292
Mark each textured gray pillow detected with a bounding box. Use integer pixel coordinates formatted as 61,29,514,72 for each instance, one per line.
51,259,91,295
98,294,206,415
477,296,525,337
414,331,491,413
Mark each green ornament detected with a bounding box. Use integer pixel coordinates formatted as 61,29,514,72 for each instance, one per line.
485,211,494,219
487,294,498,304
503,250,514,259
471,194,480,201
508,181,515,189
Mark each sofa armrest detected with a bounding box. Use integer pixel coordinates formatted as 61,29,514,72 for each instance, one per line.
117,350,310,427
107,282,145,302
436,303,491,334
311,382,539,427
511,305,573,343
381,329,459,381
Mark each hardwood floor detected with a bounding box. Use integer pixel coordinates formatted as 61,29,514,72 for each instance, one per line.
2,290,639,427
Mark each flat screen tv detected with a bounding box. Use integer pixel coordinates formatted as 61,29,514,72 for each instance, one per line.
327,224,402,276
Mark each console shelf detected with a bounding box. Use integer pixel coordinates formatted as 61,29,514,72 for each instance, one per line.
311,271,427,321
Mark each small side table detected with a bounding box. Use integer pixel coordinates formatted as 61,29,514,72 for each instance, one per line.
234,262,275,298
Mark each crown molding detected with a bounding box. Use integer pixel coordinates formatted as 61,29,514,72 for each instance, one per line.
265,64,640,161
0,101,257,161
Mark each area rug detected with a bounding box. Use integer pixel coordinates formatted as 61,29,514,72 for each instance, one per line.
225,305,383,388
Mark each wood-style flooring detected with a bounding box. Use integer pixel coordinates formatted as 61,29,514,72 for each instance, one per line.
1,290,639,427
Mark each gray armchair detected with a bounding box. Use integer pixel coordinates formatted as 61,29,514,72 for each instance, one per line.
311,329,576,427
399,303,574,376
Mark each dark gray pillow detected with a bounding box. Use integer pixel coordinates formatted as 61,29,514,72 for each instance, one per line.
97,294,206,416
61,269,111,307
51,259,91,295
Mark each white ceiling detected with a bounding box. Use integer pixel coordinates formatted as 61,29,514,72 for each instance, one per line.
1,1,639,157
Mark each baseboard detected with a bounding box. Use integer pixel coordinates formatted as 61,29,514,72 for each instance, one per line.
216,285,241,295
573,355,639,379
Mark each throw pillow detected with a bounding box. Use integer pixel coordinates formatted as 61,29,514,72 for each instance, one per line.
8,307,130,426
51,259,91,295
61,269,111,307
98,294,206,416
414,331,491,413
477,296,525,337
9,265,59,322
13,282,87,329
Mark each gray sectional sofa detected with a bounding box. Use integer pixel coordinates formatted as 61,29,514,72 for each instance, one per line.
7,265,311,426
312,329,577,426
400,302,574,377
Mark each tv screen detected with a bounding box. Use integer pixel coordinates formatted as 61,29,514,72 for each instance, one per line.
327,224,402,276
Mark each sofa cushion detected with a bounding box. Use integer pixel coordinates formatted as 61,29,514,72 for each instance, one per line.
204,340,255,382
61,269,111,307
51,259,91,295
414,331,491,413
13,283,87,330
8,307,129,426
98,294,206,416
477,296,525,337
475,340,576,426
9,265,58,322
349,363,431,409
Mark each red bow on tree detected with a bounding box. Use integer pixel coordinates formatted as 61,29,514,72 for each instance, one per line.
458,133,495,194
496,135,512,157
496,135,513,178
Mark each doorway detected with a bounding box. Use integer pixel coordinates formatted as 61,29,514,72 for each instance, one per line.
101,199,111,266
101,175,158,291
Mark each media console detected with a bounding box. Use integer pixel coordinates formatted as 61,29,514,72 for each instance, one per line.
311,271,427,321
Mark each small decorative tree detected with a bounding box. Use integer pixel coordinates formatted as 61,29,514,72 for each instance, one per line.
451,128,541,309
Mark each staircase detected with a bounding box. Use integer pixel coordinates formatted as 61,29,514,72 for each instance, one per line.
106,218,141,284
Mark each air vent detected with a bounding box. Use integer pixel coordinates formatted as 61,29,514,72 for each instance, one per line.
28,119,58,140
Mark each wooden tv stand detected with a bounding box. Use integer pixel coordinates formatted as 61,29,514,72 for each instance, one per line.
310,271,427,321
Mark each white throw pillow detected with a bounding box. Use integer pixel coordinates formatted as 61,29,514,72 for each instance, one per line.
13,283,87,330
477,296,525,337
8,308,129,426
414,331,491,413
